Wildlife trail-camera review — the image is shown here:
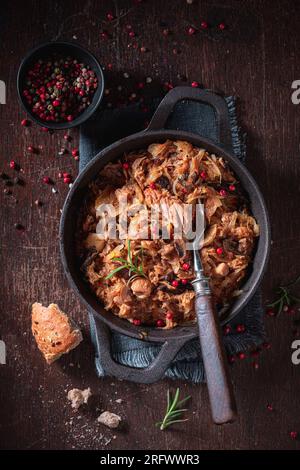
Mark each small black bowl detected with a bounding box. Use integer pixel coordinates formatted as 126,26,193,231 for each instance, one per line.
17,41,105,130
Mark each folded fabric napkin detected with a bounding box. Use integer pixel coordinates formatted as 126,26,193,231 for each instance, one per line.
79,96,266,383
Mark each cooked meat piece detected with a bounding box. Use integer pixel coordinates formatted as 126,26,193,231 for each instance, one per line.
130,277,152,299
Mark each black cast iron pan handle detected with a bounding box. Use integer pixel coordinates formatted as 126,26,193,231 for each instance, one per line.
92,317,188,384
147,86,233,152
93,86,234,383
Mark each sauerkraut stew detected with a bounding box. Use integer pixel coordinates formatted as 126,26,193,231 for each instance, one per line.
77,140,259,329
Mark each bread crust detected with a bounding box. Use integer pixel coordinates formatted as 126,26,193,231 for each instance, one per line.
31,303,83,364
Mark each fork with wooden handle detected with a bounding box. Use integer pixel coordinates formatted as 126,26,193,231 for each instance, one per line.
191,245,237,424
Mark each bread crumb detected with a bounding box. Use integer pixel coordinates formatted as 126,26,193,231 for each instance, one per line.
97,411,121,429
115,398,123,404
67,388,92,410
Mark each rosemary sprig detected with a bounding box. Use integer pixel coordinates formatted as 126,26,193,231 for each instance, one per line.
105,240,147,280
267,275,300,316
156,388,191,431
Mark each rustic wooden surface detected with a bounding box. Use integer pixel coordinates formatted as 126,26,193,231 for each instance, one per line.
1,0,300,450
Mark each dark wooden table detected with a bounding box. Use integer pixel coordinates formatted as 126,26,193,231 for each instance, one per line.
1,0,300,451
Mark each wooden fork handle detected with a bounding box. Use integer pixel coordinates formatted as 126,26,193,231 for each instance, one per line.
195,292,237,424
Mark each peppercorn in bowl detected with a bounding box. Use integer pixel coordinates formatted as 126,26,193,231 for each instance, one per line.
17,41,104,129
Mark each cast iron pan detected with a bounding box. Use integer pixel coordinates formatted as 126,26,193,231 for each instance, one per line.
59,87,270,384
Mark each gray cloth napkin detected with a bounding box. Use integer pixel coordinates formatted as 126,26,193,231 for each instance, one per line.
79,96,266,383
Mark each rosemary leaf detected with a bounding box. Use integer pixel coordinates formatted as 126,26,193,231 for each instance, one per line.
156,388,191,431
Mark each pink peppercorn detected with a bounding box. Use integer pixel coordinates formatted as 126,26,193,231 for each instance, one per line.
166,311,173,320
64,176,72,184
216,247,223,255
191,81,199,88
10,161,17,170
236,324,246,333
218,23,226,31
201,21,208,29
172,280,179,288
71,148,79,157
181,279,188,285
188,26,196,35
219,189,227,197
21,119,30,127
238,352,246,360
149,182,156,189
133,318,141,326
182,263,190,271
122,162,129,170
43,176,51,184
156,319,165,328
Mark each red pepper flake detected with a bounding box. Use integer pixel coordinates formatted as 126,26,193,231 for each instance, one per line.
238,352,246,360
182,263,190,272
133,318,141,326
200,21,208,29
236,324,246,333
290,431,298,440
219,189,227,197
21,118,30,127
188,26,196,35
156,319,165,328
166,311,173,320
218,23,226,31
172,280,179,288
216,247,223,255
191,81,199,88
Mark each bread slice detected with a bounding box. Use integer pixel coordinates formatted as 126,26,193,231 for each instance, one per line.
31,303,83,364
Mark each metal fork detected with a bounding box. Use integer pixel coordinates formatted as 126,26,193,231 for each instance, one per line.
190,206,237,424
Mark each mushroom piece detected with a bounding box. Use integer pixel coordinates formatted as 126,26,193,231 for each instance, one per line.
215,262,229,277
130,277,152,299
